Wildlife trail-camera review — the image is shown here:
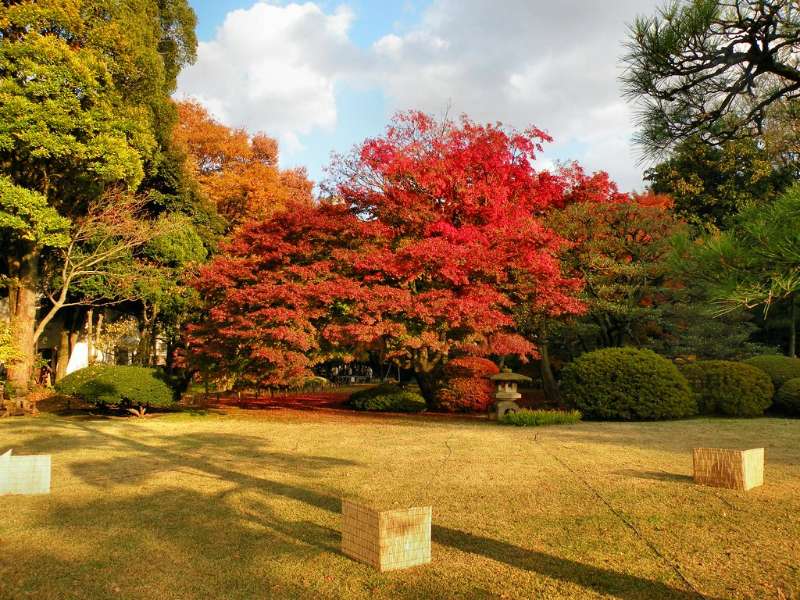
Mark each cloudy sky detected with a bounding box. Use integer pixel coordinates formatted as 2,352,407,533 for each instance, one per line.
179,0,662,192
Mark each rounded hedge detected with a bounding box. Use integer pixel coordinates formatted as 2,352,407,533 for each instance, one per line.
435,357,499,412
56,365,175,408
348,383,426,413
743,355,800,390
680,360,773,417
775,377,800,416
561,348,695,420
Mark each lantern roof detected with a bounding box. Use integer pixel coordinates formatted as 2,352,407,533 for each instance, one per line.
489,368,532,383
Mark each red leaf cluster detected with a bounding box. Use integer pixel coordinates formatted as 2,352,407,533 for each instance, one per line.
435,357,500,413
186,111,620,389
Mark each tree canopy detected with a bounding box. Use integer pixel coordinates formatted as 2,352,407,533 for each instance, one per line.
175,100,313,227
187,111,598,402
675,183,800,355
0,0,198,391
645,135,795,227
623,0,800,155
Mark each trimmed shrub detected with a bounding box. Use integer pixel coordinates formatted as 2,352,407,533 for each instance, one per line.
500,409,581,427
56,365,175,409
348,383,426,413
435,357,499,412
775,378,800,416
561,347,695,420
743,355,800,390
680,360,773,417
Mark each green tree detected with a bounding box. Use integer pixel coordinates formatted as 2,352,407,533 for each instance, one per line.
676,184,800,357
547,192,684,349
623,0,800,156
646,135,795,228
133,213,207,369
0,1,197,391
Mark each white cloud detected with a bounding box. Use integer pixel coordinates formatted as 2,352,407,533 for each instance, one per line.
178,0,662,190
177,2,357,153
365,0,662,190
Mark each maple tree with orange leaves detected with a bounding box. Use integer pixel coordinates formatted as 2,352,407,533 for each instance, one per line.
174,100,313,226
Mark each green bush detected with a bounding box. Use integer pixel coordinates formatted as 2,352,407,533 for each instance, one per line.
499,409,581,427
349,383,426,413
775,378,800,416
56,365,175,409
743,355,800,390
680,361,773,417
561,347,695,420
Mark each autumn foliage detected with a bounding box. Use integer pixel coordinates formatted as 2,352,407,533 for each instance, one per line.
434,357,500,412
175,100,312,225
187,111,623,403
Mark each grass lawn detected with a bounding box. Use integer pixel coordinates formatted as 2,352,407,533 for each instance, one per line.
1,409,798,599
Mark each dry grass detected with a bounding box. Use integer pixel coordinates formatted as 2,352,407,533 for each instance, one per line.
0,409,798,599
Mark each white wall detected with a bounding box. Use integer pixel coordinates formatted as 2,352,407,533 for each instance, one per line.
65,342,107,375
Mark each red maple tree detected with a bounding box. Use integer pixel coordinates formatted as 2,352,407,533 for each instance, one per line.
187,112,604,403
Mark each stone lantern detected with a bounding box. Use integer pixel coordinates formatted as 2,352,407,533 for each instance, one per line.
488,368,532,419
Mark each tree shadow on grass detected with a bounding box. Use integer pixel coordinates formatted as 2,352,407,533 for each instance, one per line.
614,469,694,484
6,420,719,599
550,419,800,465
1,487,344,600
6,480,716,600
432,525,713,600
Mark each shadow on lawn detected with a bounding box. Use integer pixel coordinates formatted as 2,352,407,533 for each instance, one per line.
549,419,800,464
6,420,716,599
614,469,694,484
432,525,711,600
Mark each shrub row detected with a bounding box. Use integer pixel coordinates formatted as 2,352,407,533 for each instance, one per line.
679,360,773,417
560,348,800,420
776,378,800,415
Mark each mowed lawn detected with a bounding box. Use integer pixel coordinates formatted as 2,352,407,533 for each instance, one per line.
1,410,798,600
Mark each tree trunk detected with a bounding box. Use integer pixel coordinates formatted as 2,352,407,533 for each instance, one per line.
790,293,797,358
412,349,444,407
56,327,70,381
6,246,40,394
150,319,159,366
136,305,157,366
539,342,561,405
414,370,439,407
68,313,80,362
86,308,94,365
94,310,104,363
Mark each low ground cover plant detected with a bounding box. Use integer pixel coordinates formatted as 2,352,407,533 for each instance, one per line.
348,383,426,413
561,347,695,420
55,365,176,415
680,360,773,417
499,409,581,426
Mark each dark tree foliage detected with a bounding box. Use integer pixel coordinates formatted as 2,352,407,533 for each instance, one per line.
623,0,800,155
646,135,795,227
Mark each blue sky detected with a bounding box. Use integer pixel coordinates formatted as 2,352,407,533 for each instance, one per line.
181,1,659,191
193,1,426,48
